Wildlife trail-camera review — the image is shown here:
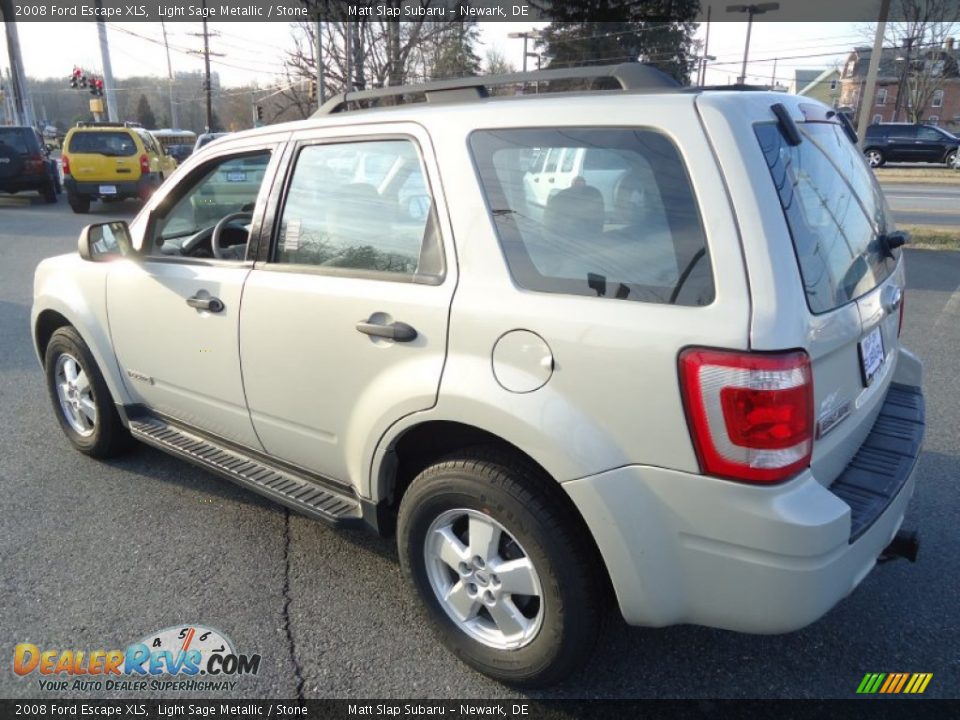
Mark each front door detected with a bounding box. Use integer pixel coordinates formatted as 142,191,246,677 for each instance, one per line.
107,143,281,449
239,126,456,487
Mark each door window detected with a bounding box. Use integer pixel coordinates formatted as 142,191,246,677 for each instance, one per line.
272,139,444,281
917,127,944,141
149,150,272,259
890,126,918,140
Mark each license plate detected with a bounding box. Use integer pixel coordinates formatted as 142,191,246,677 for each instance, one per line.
226,171,246,182
859,326,885,386
99,185,117,195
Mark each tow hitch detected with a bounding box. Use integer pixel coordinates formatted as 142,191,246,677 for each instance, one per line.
880,529,920,563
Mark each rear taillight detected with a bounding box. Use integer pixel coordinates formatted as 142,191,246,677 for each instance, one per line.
61,154,70,175
24,155,45,174
898,292,905,337
139,153,150,174
679,348,813,484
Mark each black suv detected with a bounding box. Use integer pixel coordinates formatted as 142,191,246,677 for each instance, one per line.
863,123,959,168
0,126,61,203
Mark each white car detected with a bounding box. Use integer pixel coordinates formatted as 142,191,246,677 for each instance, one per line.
32,64,924,687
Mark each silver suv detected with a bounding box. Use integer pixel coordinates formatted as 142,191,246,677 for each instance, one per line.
31,65,924,687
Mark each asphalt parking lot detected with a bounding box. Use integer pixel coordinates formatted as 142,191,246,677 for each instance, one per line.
1,196,958,700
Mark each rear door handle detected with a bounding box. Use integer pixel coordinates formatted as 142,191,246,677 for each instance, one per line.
356,320,417,342
186,294,224,313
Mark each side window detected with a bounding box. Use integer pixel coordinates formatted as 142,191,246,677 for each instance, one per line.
470,127,714,307
149,151,272,259
917,127,943,141
273,139,444,281
891,126,917,140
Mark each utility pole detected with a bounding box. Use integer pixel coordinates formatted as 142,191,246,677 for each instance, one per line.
188,2,223,132
94,0,118,121
1,0,34,126
698,5,712,86
894,35,917,123
857,0,890,143
315,20,325,107
161,21,179,128
344,23,353,92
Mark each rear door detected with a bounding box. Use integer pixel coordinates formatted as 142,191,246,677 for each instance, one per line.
238,123,456,488
886,125,919,162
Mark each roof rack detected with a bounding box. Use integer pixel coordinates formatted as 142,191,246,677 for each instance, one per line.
313,63,680,116
75,121,143,128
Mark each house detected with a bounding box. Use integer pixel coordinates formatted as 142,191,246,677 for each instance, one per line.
838,40,960,131
795,68,842,107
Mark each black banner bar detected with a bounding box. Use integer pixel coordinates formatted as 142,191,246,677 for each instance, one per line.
2,0,957,22
1,700,956,720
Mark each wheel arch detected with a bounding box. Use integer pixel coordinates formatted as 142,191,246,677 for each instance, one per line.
371,419,616,599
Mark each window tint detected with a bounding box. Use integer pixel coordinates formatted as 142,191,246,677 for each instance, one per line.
68,131,137,156
755,122,897,314
917,127,944,141
0,128,31,154
274,139,443,280
469,128,713,306
889,125,917,140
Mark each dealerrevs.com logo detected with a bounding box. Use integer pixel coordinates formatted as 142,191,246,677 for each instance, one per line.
13,625,261,692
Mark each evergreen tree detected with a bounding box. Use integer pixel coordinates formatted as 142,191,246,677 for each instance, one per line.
135,95,157,128
534,1,700,85
430,22,482,79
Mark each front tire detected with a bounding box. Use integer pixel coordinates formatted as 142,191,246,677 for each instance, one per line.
44,326,131,458
398,450,604,687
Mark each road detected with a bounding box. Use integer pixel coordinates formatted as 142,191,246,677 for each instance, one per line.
1,196,959,700
878,181,960,227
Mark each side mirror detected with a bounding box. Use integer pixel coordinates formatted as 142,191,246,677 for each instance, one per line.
78,221,134,261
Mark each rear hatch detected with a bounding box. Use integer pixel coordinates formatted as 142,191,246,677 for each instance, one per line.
66,130,141,182
752,105,906,487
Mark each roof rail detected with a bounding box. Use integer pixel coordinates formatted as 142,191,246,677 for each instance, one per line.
313,63,680,116
75,121,143,128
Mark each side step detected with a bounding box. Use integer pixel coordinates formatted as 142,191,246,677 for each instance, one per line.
129,416,363,527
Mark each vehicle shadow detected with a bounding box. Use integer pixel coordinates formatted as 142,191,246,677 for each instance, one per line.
903,248,960,292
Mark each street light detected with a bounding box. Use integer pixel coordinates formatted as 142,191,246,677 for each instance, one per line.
508,29,544,74
727,3,780,84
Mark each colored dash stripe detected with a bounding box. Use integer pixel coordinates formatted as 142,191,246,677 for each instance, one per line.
868,673,887,694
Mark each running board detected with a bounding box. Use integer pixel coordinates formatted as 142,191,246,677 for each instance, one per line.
128,416,363,526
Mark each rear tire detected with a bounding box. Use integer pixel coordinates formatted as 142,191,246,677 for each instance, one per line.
68,194,90,214
865,149,885,168
397,449,604,687
946,150,958,168
44,326,132,458
42,177,58,204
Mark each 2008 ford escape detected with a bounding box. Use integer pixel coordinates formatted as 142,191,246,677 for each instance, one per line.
31,65,924,686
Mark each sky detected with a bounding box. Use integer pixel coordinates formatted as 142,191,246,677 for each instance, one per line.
1,20,873,92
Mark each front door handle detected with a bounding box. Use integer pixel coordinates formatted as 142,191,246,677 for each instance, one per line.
186,294,224,313
356,319,417,342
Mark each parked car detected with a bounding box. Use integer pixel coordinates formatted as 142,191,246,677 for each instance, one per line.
31,65,924,687
60,122,170,214
863,122,959,167
0,126,61,203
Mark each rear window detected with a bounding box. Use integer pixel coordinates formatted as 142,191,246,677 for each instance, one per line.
755,121,897,314
469,128,714,307
0,128,31,154
68,131,137,157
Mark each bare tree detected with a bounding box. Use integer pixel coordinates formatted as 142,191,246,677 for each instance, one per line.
871,0,960,122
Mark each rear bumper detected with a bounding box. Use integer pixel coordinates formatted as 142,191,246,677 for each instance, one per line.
565,379,924,634
64,174,160,200
0,174,48,192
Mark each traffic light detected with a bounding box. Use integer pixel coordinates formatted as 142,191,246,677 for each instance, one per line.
256,105,263,121
70,67,82,89
309,80,317,101
88,77,103,97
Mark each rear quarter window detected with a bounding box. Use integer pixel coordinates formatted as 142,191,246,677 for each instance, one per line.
469,127,714,307
755,121,897,314
68,131,137,156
